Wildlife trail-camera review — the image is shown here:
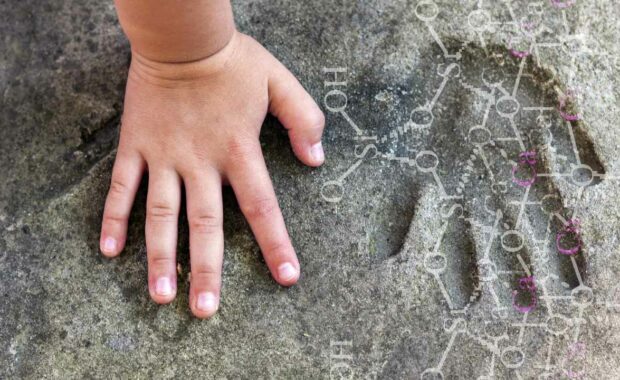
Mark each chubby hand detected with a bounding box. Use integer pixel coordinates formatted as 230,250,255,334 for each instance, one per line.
99,31,325,318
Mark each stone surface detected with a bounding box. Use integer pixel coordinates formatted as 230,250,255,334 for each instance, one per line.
2,0,620,378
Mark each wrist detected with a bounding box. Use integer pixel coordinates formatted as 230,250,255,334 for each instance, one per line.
128,30,243,87
115,0,236,64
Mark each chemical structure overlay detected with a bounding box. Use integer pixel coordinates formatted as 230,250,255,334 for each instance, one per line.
320,1,620,378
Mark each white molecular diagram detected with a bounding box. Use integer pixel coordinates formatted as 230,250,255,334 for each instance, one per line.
321,1,620,378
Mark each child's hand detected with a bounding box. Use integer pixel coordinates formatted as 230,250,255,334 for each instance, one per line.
99,30,325,318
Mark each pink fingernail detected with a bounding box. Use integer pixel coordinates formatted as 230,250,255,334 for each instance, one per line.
278,263,298,282
311,142,325,162
155,277,173,296
102,237,117,253
196,292,218,313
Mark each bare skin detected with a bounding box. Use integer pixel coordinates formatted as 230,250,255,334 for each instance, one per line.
100,1,325,318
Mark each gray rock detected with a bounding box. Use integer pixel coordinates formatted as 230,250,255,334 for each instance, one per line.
2,0,620,378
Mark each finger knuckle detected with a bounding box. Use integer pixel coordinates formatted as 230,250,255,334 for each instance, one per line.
108,178,130,199
189,212,222,235
242,197,278,220
225,136,259,164
192,264,220,278
147,203,177,222
102,212,127,225
264,240,292,258
148,255,176,268
188,140,210,164
308,109,326,131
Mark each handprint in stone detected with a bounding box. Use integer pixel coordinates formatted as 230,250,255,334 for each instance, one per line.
320,42,605,378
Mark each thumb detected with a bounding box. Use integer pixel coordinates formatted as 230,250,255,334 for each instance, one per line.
268,61,326,167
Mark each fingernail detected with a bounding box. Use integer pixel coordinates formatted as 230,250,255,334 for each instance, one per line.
196,292,218,313
278,262,298,282
311,142,324,162
155,277,173,296
102,237,117,254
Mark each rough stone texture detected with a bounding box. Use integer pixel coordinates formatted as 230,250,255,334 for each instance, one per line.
2,0,620,378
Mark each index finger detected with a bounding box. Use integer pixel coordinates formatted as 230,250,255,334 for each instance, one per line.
225,139,300,286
